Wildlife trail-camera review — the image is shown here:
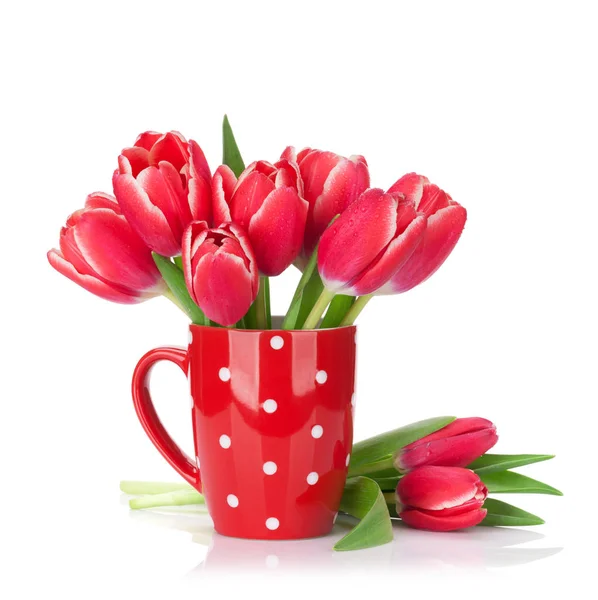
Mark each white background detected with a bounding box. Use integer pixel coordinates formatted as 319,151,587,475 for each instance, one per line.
1,0,596,597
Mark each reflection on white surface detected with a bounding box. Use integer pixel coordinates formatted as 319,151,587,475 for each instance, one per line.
129,509,562,575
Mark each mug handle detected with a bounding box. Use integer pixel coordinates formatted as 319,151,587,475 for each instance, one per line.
131,346,201,491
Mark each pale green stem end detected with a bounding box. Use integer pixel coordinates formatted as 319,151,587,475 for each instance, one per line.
302,288,336,329
340,294,374,326
129,489,205,510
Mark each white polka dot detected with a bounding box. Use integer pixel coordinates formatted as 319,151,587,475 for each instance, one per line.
266,517,280,530
311,425,323,439
219,434,231,449
315,370,328,384
265,554,279,569
346,453,351,467
263,461,277,475
270,335,284,350
351,393,356,407
227,494,239,508
219,367,231,382
188,330,193,344
263,399,278,413
306,472,319,485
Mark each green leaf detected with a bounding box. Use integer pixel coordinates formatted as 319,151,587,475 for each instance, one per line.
153,253,207,325
334,477,394,552
373,476,401,491
349,416,456,474
481,471,563,496
222,115,245,177
321,295,355,329
469,453,555,475
120,480,193,495
480,498,545,527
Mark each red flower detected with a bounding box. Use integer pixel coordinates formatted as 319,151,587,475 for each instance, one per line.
396,466,488,532
212,160,308,276
47,193,165,303
282,147,370,258
317,188,426,295
182,221,259,326
379,173,467,294
112,131,212,257
396,417,498,471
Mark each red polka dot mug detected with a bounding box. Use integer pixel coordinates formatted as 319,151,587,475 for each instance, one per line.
132,322,356,540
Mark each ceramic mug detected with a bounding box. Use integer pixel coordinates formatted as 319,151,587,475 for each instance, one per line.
132,322,356,540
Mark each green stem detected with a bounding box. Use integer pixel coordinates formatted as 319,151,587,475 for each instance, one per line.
264,276,272,329
340,294,374,326
348,455,395,478
302,288,335,329
120,481,193,495
129,489,205,510
383,491,396,505
255,276,268,330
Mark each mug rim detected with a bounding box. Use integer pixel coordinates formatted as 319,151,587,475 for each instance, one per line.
189,315,356,333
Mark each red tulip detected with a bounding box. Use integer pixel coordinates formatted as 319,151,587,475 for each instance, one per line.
182,221,258,326
317,188,426,295
212,160,308,276
47,192,165,303
281,146,370,258
396,417,498,471
112,131,212,257
379,173,467,294
396,466,488,531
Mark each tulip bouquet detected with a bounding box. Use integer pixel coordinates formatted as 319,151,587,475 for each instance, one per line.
47,117,465,330
49,117,561,551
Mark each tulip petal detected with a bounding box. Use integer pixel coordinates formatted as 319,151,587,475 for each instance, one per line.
188,140,212,222
400,507,487,531
159,160,193,232
417,184,451,217
47,249,143,304
387,202,467,294
397,466,483,511
73,209,163,291
122,146,150,177
311,157,368,244
230,171,276,228
348,214,426,295
192,251,255,326
388,173,429,204
134,131,163,151
212,165,236,225
247,187,308,276
149,132,189,172
85,192,121,212
113,171,180,257
399,428,499,470
318,189,397,293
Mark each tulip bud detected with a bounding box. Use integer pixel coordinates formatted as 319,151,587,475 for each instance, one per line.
396,466,488,531
317,188,427,295
47,193,166,303
212,160,308,276
282,146,370,258
379,173,467,294
113,131,212,257
395,417,498,471
182,221,258,326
